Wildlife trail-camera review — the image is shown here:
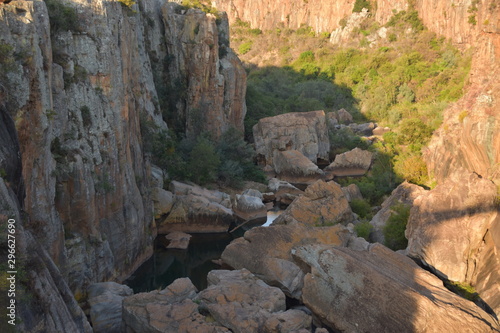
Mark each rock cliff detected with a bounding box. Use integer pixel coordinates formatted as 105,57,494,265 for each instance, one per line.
0,0,245,329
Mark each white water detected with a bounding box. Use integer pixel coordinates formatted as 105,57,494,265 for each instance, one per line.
263,210,284,227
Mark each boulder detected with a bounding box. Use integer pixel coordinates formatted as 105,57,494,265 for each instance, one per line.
151,165,164,189
169,181,232,208
197,269,288,333
369,181,426,243
233,190,267,223
268,178,304,206
221,223,350,299
348,122,375,136
325,148,373,178
253,111,330,168
164,231,192,250
341,183,363,202
273,150,325,185
406,172,500,317
263,309,312,333
336,108,353,125
158,193,236,233
87,282,133,333
152,188,174,219
293,243,500,332
373,126,391,136
273,180,353,227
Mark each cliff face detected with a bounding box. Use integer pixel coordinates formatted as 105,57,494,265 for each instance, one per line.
0,0,245,329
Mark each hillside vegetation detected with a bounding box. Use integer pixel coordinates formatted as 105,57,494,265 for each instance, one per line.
231,9,471,202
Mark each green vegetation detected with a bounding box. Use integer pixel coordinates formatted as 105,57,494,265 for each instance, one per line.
354,221,373,241
118,0,136,10
350,198,372,219
353,0,371,13
141,117,265,187
44,0,81,33
180,0,220,18
239,41,253,55
383,203,411,250
0,43,16,78
80,106,91,127
231,11,470,200
444,280,480,302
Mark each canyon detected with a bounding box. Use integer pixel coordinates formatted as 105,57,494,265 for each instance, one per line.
0,0,499,332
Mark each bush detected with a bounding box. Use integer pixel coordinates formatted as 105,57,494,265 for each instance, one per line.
383,203,411,250
350,198,372,219
188,137,220,185
354,221,373,241
45,0,81,33
238,41,253,54
353,0,371,13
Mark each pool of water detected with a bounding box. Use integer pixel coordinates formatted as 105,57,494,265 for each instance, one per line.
125,210,285,292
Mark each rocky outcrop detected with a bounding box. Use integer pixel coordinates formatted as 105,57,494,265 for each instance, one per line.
87,282,133,333
212,0,355,32
273,150,325,185
152,188,174,219
221,224,350,299
325,148,373,178
330,9,370,45
341,183,363,202
406,172,500,316
268,178,304,205
369,181,426,243
294,243,499,332
161,2,247,138
274,180,353,226
233,189,267,223
123,278,229,333
253,111,330,168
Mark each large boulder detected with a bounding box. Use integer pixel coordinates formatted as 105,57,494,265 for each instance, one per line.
268,178,304,205
369,181,426,243
233,189,267,223
87,282,133,333
325,148,373,178
253,111,330,168
341,183,363,202
293,243,500,332
221,224,350,299
157,181,236,233
196,269,292,333
273,150,325,185
122,278,229,333
406,172,500,317
152,188,174,219
273,180,353,227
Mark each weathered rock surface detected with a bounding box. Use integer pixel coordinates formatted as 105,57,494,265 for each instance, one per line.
197,269,288,333
348,122,376,136
273,150,325,185
170,181,232,208
274,180,353,226
221,223,350,298
341,183,363,202
164,231,192,250
330,9,370,45
253,111,329,168
268,178,304,205
294,243,500,332
263,309,312,333
123,278,230,333
152,188,174,219
369,181,426,243
87,282,133,333
406,172,500,316
233,189,267,222
325,148,373,178
161,2,246,138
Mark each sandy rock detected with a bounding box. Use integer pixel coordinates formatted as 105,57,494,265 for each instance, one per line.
221,223,350,299
336,108,353,124
164,231,192,249
87,282,133,333
273,150,325,185
274,180,353,227
369,181,426,243
325,148,373,178
253,111,329,168
341,183,363,202
406,172,500,316
197,269,286,333
294,243,499,332
169,181,232,208
263,309,312,333
372,126,391,136
268,178,304,205
152,188,174,219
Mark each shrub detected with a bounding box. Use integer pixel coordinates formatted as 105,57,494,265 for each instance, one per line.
354,221,373,241
350,198,372,219
383,203,411,250
188,137,220,185
45,0,81,33
353,0,371,13
238,41,253,54
80,106,91,127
